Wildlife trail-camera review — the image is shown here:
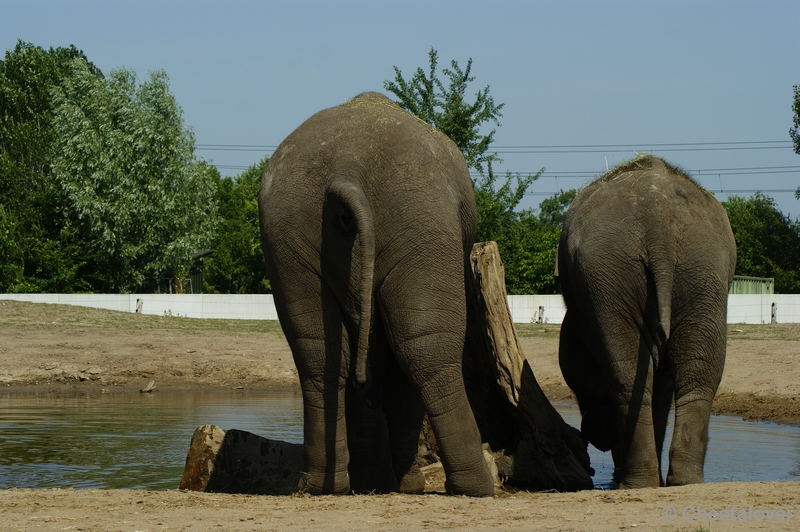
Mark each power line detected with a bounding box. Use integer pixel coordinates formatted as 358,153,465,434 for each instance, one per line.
521,189,798,197
197,145,278,152
469,165,800,179
494,146,792,154
494,140,790,148
197,140,794,154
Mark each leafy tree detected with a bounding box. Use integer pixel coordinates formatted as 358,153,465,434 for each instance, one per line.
537,189,578,229
203,157,270,294
384,47,504,176
0,40,101,292
791,83,800,198
50,61,219,293
385,49,560,293
723,193,800,293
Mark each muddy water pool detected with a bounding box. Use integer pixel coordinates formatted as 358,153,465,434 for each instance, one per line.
1,391,798,490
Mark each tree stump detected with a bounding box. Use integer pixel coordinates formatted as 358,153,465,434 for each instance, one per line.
463,241,593,491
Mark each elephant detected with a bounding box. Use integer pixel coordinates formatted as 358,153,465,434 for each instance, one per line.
556,154,736,489
258,92,494,496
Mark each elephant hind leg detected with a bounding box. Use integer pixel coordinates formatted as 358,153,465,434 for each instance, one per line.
345,383,399,494
651,358,675,486
666,397,711,486
276,279,352,495
665,314,725,487
382,358,426,494
398,346,494,497
607,332,661,489
665,360,719,486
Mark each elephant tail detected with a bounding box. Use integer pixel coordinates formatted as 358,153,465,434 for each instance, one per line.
646,254,673,350
325,179,376,394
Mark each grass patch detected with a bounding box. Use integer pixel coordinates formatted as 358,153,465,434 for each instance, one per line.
513,323,561,338
727,323,800,342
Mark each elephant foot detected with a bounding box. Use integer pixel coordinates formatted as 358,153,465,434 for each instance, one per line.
666,464,704,486
443,464,495,497
297,471,351,495
397,466,426,494
613,467,661,490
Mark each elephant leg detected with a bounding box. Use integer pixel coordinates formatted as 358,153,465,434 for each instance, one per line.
344,383,398,493
605,331,660,489
559,311,617,452
665,317,725,486
651,358,675,486
273,278,351,494
379,289,493,497
422,373,493,496
382,357,426,493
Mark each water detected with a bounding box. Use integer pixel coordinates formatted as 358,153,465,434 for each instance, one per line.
0,391,798,490
555,401,800,488
0,390,302,490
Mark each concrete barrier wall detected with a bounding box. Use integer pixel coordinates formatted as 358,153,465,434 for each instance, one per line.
1,293,798,325
0,293,279,321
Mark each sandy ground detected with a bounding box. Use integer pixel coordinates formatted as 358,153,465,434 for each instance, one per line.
1,300,799,531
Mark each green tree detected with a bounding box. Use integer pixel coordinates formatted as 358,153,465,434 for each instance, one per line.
385,49,558,294
537,189,578,229
203,157,270,294
723,193,800,293
384,47,504,176
0,40,102,292
791,83,800,198
50,61,219,292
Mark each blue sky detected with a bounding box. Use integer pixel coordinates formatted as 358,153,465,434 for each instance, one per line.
3,0,799,216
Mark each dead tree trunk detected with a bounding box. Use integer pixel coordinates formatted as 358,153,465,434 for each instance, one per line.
462,241,593,491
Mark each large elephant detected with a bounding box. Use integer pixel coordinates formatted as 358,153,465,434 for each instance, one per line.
258,92,494,496
556,154,736,489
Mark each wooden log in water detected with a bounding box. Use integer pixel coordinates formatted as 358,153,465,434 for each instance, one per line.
179,424,303,495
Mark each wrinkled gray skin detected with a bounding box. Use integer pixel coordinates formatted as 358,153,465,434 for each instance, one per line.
557,155,736,489
258,92,494,496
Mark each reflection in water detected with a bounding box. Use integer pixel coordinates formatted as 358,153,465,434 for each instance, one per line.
0,391,302,490
0,392,798,490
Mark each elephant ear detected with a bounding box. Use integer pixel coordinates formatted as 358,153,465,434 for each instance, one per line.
324,178,376,399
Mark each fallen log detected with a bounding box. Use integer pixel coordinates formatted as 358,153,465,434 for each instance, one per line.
179,425,303,495
178,424,469,494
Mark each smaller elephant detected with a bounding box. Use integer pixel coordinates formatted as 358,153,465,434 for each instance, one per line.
557,154,736,488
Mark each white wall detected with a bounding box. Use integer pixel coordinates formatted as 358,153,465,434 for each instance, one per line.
516,294,800,325
0,293,279,320
1,293,798,325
